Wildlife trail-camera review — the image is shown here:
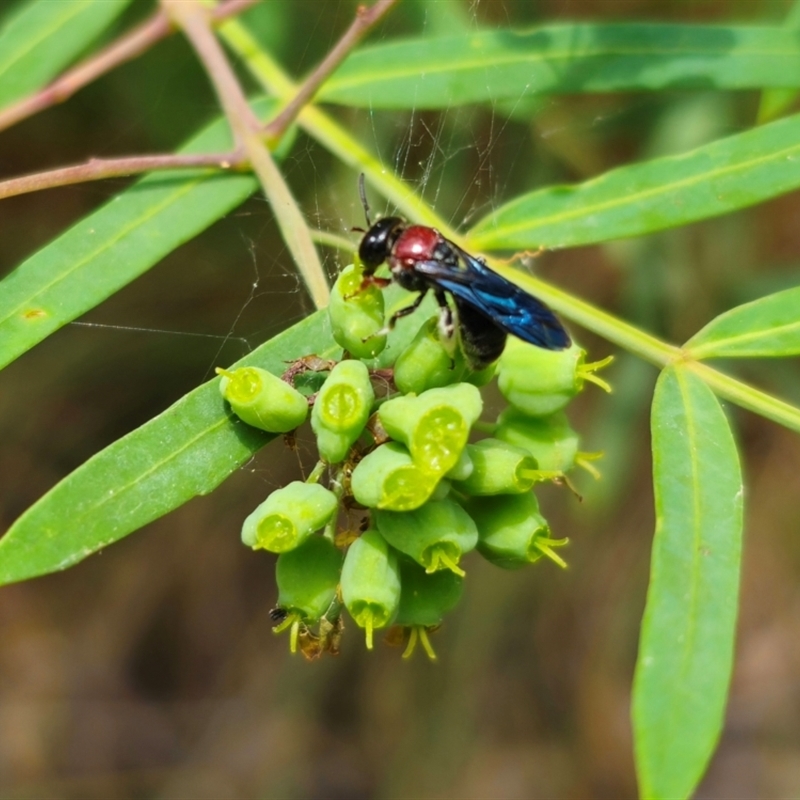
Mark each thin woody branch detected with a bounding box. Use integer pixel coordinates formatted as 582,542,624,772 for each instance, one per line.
0,0,260,135
162,0,330,309
263,0,400,144
163,1,260,147
0,0,396,204
0,152,245,202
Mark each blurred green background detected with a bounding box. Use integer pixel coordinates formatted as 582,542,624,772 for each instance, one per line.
2,0,800,796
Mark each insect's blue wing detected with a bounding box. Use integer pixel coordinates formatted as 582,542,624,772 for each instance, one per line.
415,248,571,350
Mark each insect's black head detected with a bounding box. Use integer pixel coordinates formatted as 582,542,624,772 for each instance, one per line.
358,217,405,271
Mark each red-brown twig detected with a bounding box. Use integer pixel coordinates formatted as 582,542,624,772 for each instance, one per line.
0,152,245,201
263,0,400,144
162,0,329,308
0,0,397,204
163,1,260,147
0,0,260,135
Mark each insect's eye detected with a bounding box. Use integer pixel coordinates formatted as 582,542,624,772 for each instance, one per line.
359,217,404,270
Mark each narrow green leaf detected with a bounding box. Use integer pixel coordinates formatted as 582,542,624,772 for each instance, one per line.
466,112,800,250
0,98,289,372
0,0,133,109
633,365,743,800
0,311,328,586
320,23,800,109
685,286,800,359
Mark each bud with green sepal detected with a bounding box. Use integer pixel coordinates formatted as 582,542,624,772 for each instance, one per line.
453,438,559,495
393,556,464,660
273,536,343,653
463,360,497,388
496,407,602,478
217,366,308,433
242,481,338,553
374,497,478,577
446,448,474,482
497,339,613,417
463,492,568,570
329,263,387,359
430,478,451,502
311,359,375,463
350,442,439,511
393,316,468,395
378,383,483,475
341,529,401,649
495,408,581,474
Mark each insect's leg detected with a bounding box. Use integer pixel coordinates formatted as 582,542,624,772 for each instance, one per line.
435,291,458,364
361,274,392,289
368,290,429,340
344,273,392,300
435,290,455,340
386,288,429,330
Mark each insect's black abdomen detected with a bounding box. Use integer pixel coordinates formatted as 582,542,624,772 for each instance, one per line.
454,300,508,370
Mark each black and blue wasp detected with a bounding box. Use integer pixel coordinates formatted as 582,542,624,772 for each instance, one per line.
355,178,570,370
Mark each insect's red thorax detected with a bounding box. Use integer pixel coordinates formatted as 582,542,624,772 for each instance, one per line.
391,226,440,267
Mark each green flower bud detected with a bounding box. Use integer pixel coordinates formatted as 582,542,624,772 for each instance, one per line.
379,383,483,475
329,264,387,359
497,340,612,416
217,366,308,433
395,557,463,627
446,448,474,482
464,493,568,570
393,557,464,662
495,408,579,473
393,316,468,395
242,481,338,552
453,438,546,495
341,529,401,649
463,360,497,388
374,497,478,576
311,360,375,463
276,536,342,621
430,478,451,502
350,442,439,511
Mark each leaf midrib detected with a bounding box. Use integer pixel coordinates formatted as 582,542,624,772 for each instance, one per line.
26,409,231,532
675,368,703,695
472,137,800,240
690,318,800,355
328,39,800,93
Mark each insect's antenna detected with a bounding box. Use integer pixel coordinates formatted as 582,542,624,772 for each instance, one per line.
358,172,372,227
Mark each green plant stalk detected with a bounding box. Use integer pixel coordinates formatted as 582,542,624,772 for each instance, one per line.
686,360,800,433
498,269,675,365
220,18,800,434
511,272,800,432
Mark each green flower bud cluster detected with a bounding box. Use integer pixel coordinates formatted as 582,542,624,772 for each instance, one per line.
215,278,612,660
